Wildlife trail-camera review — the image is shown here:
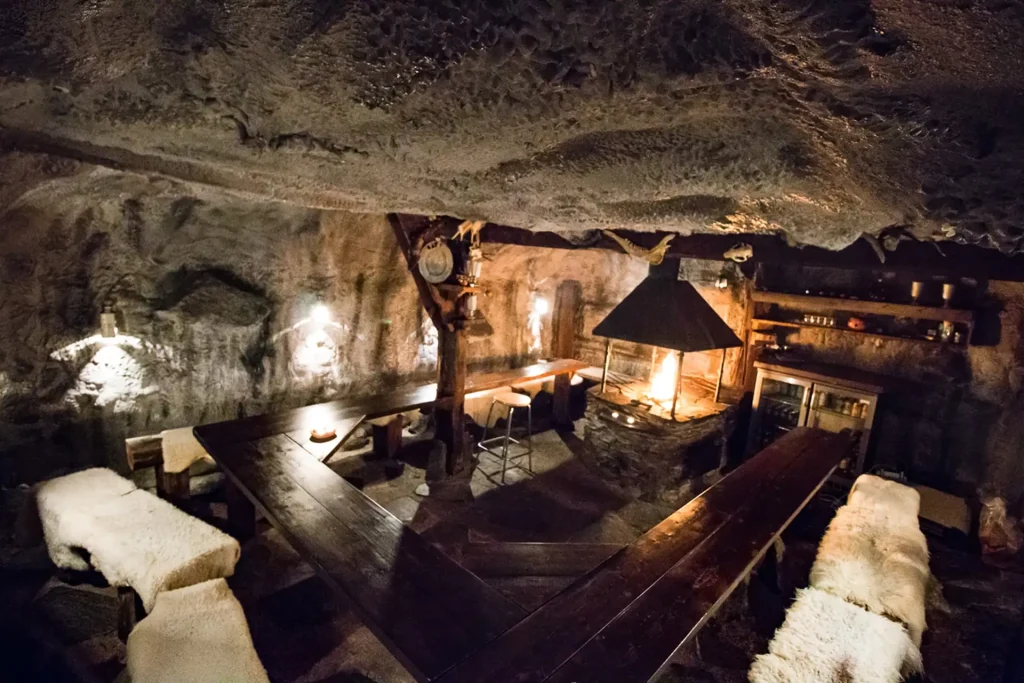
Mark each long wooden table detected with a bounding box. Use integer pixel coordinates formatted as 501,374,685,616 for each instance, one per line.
197,359,588,458
197,369,844,683
193,359,586,681
436,428,845,683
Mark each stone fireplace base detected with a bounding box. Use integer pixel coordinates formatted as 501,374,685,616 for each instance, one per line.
580,386,735,504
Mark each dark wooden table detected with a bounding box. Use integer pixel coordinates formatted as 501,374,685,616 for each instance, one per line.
436,427,846,683
196,368,842,683
198,359,588,459
193,359,586,681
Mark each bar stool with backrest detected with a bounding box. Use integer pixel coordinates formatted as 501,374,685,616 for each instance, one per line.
478,391,533,483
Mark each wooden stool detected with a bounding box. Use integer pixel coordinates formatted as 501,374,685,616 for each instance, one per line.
478,391,533,483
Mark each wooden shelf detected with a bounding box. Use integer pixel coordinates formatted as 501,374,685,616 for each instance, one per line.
751,291,974,324
752,318,967,348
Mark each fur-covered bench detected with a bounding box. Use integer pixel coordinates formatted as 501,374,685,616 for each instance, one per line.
127,578,269,683
749,588,922,683
125,427,216,506
810,475,929,647
750,475,929,683
36,468,240,636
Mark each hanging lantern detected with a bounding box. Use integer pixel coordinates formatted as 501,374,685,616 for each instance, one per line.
100,301,118,339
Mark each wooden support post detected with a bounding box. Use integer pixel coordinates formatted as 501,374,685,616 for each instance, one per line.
224,477,256,541
435,325,468,475
388,213,469,476
714,348,728,404
671,350,684,420
117,586,138,642
601,339,613,394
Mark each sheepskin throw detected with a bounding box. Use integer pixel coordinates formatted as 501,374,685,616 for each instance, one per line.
812,481,929,647
749,588,922,683
36,468,240,611
847,474,921,521
127,578,270,683
160,426,214,474
36,468,138,571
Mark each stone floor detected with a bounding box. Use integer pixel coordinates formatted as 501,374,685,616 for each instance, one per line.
2,430,1023,682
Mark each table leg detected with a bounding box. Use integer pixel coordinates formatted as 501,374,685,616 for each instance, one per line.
553,373,572,427
225,477,256,540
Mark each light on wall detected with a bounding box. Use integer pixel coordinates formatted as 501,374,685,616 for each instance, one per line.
311,303,332,327
528,294,550,354
99,301,118,338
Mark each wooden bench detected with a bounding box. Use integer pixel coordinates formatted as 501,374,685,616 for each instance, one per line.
436,428,847,683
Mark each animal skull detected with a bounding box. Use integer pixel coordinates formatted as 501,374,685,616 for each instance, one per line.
724,243,753,263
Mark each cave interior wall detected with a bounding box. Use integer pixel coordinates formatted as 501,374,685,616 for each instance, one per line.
2,156,1024,508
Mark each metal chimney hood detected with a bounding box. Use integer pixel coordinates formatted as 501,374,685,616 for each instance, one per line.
592,263,742,414
593,270,742,353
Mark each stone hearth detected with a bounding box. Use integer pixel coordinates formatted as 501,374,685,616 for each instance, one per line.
580,385,735,504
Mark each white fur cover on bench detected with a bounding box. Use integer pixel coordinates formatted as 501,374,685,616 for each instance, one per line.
749,588,922,683
36,468,138,571
811,478,929,646
128,578,270,683
160,426,215,474
848,474,921,521
37,468,240,611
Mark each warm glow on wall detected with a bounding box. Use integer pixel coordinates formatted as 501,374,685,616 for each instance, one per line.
311,303,332,327
294,328,337,374
528,294,549,353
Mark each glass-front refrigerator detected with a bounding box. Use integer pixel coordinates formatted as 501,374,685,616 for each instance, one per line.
747,371,813,453
806,385,877,480
746,362,884,481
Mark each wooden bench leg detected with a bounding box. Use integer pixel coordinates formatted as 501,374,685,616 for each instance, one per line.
117,586,139,642
373,418,405,478
225,477,256,540
155,463,191,509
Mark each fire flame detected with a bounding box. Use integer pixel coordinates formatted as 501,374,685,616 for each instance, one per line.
649,351,679,403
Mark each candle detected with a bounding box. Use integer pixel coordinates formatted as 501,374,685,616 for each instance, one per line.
310,425,337,442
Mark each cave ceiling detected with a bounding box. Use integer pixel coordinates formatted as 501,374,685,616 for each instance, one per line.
1,0,1024,251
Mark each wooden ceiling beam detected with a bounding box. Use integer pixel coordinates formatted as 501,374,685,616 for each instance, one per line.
431,217,1024,282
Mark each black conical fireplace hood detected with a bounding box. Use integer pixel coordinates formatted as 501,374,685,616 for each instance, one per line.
593,265,742,352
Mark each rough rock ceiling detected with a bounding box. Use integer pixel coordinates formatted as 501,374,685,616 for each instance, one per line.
2,0,1023,250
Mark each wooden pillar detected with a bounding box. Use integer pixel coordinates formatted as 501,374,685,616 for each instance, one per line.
435,325,468,475
552,280,581,426
224,477,256,541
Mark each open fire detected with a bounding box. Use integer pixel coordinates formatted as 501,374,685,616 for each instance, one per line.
647,349,680,409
